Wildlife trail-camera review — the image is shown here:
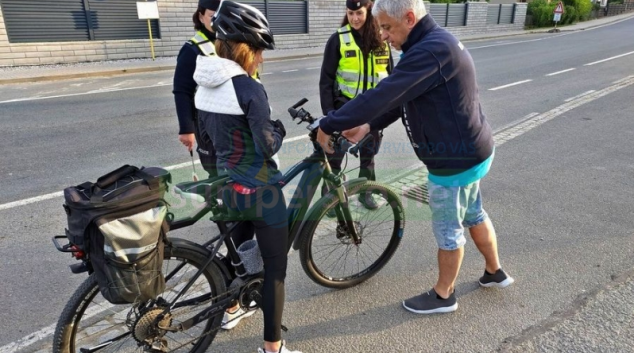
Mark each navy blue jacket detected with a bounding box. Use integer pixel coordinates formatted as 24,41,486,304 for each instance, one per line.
194,56,284,188
319,15,494,176
172,29,215,134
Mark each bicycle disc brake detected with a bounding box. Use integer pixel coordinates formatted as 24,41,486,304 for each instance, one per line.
336,221,363,245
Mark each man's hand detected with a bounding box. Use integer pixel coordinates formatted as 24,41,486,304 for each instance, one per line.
178,133,196,152
342,123,371,143
317,128,334,154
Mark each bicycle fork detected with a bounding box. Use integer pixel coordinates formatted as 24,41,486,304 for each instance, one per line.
323,162,362,245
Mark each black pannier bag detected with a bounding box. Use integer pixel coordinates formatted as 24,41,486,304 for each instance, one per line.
63,165,171,304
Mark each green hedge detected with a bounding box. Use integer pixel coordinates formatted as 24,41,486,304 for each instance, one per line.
527,0,593,27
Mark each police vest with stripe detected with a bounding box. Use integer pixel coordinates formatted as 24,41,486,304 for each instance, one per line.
336,24,390,99
190,31,215,57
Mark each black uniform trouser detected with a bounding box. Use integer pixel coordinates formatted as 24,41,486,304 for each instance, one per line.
194,111,218,178
326,129,382,180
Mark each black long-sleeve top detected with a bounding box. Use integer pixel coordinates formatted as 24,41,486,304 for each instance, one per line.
172,29,216,134
318,27,395,116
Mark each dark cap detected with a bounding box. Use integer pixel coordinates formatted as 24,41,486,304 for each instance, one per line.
346,0,370,10
199,0,221,11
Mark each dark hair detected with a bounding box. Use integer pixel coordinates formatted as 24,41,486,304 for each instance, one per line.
192,6,206,31
341,2,382,55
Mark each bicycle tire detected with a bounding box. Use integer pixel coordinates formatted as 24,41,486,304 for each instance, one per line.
299,181,405,289
53,238,227,353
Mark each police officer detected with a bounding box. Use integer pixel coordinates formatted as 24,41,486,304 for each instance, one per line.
172,0,220,178
318,0,396,209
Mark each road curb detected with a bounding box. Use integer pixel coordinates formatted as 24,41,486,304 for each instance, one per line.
0,65,175,85
2,13,632,85
0,53,324,85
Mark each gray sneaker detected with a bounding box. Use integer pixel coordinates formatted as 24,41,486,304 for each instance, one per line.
402,288,458,314
479,268,515,288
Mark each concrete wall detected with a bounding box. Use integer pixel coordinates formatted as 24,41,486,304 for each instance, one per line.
0,1,526,67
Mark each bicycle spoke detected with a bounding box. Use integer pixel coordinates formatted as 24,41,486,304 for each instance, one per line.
307,188,399,283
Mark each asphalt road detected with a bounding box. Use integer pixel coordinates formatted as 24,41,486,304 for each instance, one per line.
0,17,633,353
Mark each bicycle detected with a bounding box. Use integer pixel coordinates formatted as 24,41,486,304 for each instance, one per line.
52,98,405,352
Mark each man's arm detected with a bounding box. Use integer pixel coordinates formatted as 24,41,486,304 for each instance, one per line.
319,46,442,134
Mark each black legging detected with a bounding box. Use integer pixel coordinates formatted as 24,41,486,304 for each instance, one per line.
222,183,288,342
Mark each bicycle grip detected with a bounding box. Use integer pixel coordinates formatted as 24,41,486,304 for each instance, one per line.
291,98,308,109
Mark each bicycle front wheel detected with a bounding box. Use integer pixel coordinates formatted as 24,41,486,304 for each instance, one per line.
299,181,405,289
53,238,227,353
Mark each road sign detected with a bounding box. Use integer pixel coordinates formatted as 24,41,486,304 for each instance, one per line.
136,1,160,19
553,13,562,22
554,1,565,14
136,1,159,61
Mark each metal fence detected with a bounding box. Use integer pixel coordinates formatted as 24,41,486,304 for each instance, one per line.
487,4,516,25
0,0,160,43
429,3,468,27
605,1,634,16
243,0,308,35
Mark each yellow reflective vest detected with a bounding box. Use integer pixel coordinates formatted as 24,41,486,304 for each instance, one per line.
336,24,390,99
190,31,216,57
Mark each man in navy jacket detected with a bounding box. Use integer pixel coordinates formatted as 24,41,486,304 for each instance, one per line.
317,0,514,314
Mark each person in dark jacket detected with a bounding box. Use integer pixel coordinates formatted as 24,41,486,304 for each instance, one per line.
195,2,300,353
318,0,396,209
317,0,514,315
172,0,220,178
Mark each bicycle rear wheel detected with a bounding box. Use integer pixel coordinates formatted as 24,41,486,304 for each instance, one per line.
299,181,405,289
53,238,227,353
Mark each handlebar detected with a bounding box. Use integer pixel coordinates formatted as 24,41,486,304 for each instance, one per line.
291,98,308,109
287,98,373,158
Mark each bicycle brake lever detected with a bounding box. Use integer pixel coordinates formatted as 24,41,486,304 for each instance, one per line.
348,133,374,158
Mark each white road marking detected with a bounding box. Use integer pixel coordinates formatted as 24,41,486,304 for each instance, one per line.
546,68,576,76
488,79,533,91
4,75,634,351
259,72,273,75
0,302,116,353
282,69,299,73
0,191,64,211
584,50,634,66
0,83,170,104
469,35,567,50
306,67,321,70
494,76,634,146
564,90,595,102
0,135,310,212
0,324,56,353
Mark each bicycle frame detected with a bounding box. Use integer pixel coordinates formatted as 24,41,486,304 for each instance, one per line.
158,141,366,335
55,98,371,350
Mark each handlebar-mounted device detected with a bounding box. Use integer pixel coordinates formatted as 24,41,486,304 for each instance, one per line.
287,98,373,158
